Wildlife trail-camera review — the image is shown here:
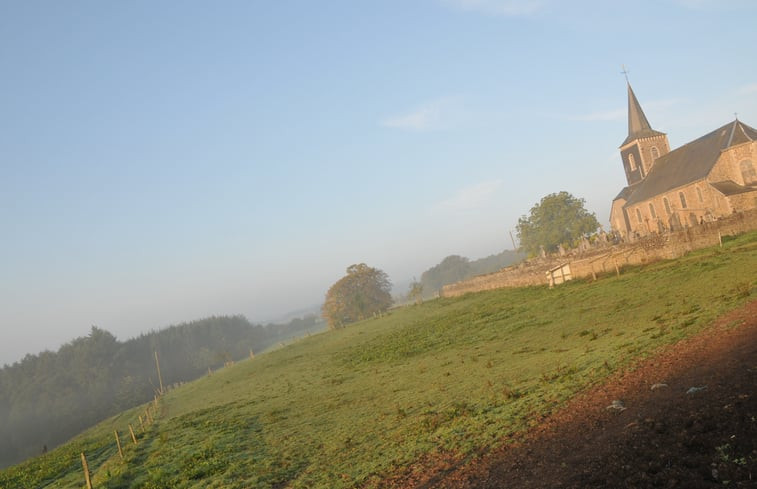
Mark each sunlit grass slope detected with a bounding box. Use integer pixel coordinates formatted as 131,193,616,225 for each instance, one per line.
2,232,755,489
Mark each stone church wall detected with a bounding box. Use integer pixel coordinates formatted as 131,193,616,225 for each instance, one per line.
710,141,756,185
441,209,757,298
728,190,757,212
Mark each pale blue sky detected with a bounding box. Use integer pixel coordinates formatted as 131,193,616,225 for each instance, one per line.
2,0,756,364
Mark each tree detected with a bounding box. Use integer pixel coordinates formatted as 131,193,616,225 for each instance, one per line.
419,255,471,294
322,263,393,329
407,280,424,305
516,191,600,256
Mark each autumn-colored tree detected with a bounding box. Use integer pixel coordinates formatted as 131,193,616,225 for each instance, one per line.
516,191,600,256
322,263,393,329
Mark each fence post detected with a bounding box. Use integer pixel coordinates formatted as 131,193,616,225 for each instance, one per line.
154,350,164,396
114,430,123,459
129,424,138,445
81,452,93,489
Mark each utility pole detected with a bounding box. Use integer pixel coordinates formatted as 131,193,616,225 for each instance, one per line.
509,230,518,251
154,350,164,396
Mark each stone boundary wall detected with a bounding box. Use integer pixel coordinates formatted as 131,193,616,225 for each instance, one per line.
442,209,757,298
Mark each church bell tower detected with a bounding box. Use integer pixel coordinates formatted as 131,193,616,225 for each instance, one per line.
619,83,670,185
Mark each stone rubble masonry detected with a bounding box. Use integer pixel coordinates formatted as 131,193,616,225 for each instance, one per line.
441,209,757,298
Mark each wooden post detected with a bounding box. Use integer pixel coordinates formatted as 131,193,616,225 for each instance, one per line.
139,415,144,431
613,259,620,277
154,351,164,396
718,231,723,247
153,395,159,411
81,452,93,489
129,424,138,444
249,348,254,359
114,430,123,459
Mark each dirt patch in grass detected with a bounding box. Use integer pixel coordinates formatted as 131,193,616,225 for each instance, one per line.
387,299,757,489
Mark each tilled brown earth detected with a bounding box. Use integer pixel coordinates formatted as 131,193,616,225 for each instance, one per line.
389,300,757,489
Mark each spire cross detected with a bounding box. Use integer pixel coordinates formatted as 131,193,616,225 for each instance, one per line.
621,65,630,83
735,112,739,121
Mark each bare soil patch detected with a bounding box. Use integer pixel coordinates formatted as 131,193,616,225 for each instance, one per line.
389,300,757,489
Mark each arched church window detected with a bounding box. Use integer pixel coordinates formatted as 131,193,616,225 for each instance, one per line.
740,160,757,185
651,146,659,160
636,208,643,223
648,202,657,219
628,154,637,171
679,192,687,209
663,197,672,215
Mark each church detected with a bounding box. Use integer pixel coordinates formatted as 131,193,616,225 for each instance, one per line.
610,83,757,238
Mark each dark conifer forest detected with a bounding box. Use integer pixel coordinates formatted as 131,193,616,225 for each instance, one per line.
0,315,322,468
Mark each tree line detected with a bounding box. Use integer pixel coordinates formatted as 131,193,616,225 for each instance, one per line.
414,249,524,299
321,192,598,325
0,314,323,469
321,250,525,328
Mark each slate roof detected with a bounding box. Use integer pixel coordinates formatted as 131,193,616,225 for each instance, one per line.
613,185,635,202
621,83,666,146
710,180,757,196
624,119,757,206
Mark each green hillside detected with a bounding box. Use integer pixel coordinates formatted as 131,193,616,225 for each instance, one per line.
2,232,755,489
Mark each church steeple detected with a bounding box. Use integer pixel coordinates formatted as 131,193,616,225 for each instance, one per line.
618,81,670,186
622,83,665,146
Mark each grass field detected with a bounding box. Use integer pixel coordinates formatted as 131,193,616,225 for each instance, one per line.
2,232,755,489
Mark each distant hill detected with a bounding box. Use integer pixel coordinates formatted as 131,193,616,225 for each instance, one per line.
265,304,323,325
418,249,524,298
0,314,325,468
